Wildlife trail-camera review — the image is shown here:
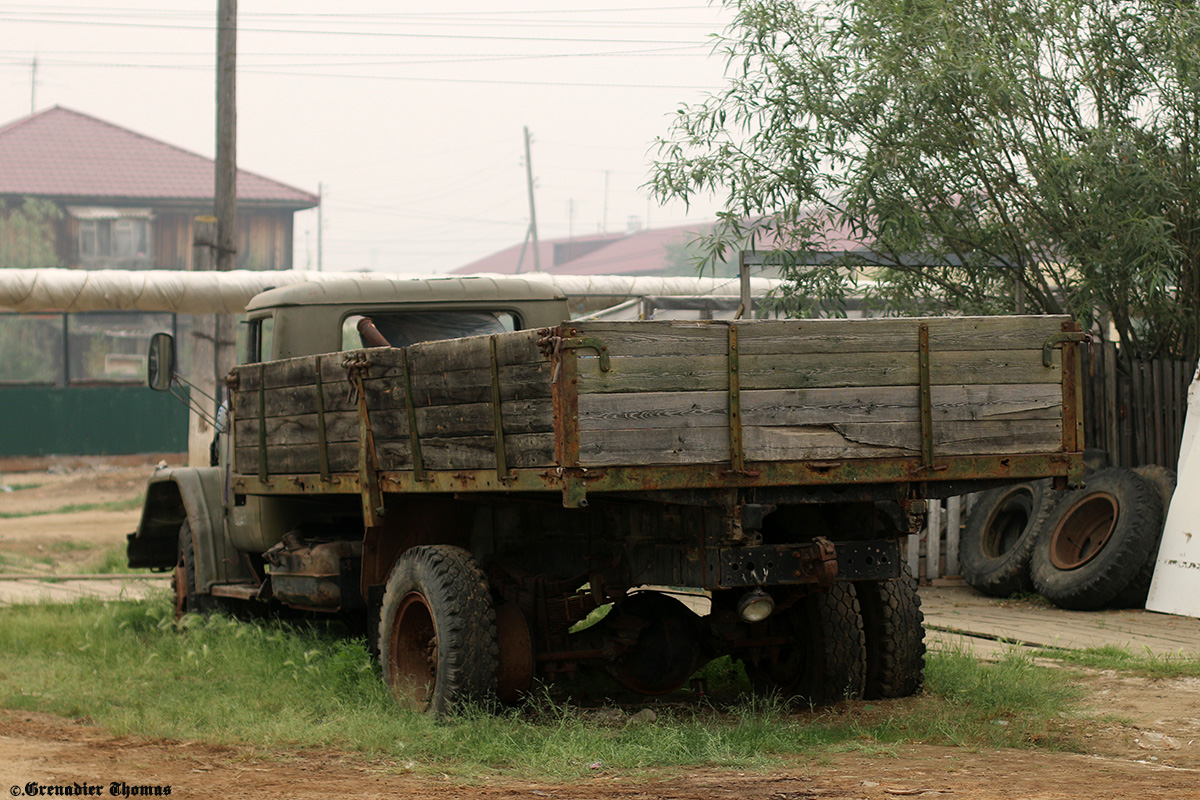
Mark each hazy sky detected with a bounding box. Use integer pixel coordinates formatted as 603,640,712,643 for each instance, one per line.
0,2,733,273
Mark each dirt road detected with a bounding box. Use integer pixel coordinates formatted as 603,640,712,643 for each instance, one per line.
1,702,1198,800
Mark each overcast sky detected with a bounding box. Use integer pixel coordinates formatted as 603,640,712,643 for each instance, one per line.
0,1,733,274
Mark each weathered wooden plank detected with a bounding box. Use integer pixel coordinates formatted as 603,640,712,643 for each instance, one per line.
234,432,557,476
416,399,554,437
571,316,1071,358
235,441,362,475
576,419,1062,466
233,332,548,393
234,409,408,448
568,321,728,358
405,329,546,375
419,433,556,471
233,377,407,419
826,420,1062,454
407,362,554,406
577,425,912,466
577,384,1063,432
234,347,407,392
577,350,1062,393
736,316,1071,355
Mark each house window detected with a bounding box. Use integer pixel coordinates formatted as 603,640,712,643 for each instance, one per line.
72,209,153,269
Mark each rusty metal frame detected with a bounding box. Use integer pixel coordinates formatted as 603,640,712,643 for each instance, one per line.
1059,321,1086,476
256,363,267,482
400,348,426,482
728,324,745,472
918,323,935,469
314,355,331,482
489,335,510,479
1043,329,1088,368
346,355,385,527
232,451,1083,498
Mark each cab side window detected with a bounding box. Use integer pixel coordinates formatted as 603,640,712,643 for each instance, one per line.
239,316,275,364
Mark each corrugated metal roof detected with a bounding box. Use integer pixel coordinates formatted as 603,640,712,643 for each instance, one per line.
0,106,318,208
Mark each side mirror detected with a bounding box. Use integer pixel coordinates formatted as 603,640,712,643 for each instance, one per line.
147,332,176,391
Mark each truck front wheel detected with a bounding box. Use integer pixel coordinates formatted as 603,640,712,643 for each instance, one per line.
174,521,214,619
378,545,499,715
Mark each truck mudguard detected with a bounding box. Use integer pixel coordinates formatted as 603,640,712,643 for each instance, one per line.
126,467,240,592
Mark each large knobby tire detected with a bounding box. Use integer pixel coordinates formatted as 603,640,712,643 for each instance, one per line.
378,545,499,715
174,521,214,619
960,480,1054,596
856,567,925,700
1031,468,1164,611
1112,465,1177,609
744,582,866,705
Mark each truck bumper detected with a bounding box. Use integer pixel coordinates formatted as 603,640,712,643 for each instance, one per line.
708,538,901,589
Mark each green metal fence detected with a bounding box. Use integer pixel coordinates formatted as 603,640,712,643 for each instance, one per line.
0,385,189,456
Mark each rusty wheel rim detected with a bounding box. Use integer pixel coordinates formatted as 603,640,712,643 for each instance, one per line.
1049,492,1118,570
388,592,438,711
982,487,1034,558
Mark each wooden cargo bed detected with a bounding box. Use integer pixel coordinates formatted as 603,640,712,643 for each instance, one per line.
229,315,1083,499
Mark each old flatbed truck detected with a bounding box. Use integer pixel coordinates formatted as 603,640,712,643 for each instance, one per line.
128,276,1085,713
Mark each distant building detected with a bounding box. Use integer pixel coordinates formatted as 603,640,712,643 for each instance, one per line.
0,106,318,459
451,217,872,279
0,106,317,270
452,223,720,277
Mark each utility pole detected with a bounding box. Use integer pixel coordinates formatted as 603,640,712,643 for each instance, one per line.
215,0,237,272
29,56,37,114
524,126,541,272
317,182,324,271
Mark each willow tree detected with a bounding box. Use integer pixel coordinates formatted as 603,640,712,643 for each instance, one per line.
652,0,1200,361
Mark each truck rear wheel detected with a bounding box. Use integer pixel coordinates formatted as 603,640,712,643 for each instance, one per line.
378,545,499,715
744,582,866,704
856,568,925,699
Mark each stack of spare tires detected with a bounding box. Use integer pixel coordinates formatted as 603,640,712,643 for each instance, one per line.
960,465,1175,610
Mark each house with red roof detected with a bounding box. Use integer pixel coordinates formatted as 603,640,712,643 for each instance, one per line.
0,107,319,459
0,106,318,270
451,223,718,277
451,215,872,278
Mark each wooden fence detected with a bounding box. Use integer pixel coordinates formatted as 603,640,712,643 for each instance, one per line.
1081,342,1196,472
910,344,1197,581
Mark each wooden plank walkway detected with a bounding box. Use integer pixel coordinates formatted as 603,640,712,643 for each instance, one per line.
920,586,1200,656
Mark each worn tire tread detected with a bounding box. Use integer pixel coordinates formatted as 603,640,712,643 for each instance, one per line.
857,568,926,699
960,480,1055,597
378,545,498,715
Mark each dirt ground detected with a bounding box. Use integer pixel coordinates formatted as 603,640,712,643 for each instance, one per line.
1,686,1199,800
2,463,1200,797
0,462,166,572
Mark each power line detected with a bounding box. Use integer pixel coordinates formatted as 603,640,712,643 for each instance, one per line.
0,13,709,45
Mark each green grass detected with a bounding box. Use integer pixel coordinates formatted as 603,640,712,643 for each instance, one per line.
0,597,1095,779
1034,645,1200,678
1,482,43,492
0,495,144,519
